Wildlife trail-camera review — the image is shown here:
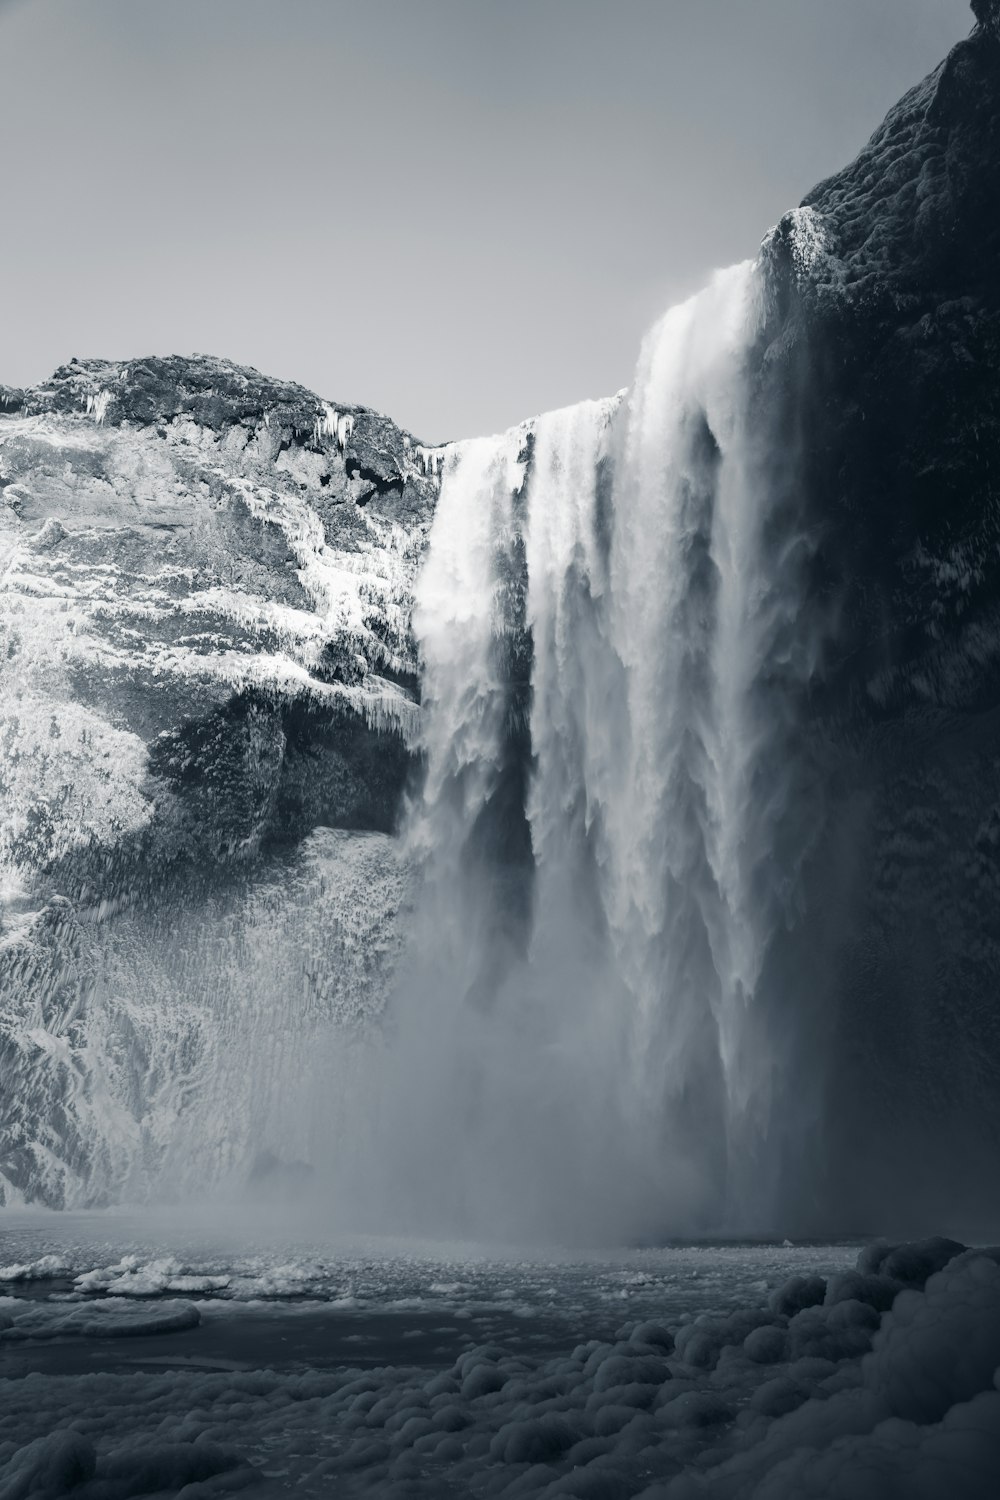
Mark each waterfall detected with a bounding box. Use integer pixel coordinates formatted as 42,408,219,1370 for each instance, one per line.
599,263,775,1178
408,428,530,959
595,259,810,1218
346,256,813,1241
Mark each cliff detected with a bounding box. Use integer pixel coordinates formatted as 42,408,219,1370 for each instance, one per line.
758,11,1000,1231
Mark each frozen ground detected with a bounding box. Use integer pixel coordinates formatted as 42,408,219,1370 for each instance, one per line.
2,1217,999,1498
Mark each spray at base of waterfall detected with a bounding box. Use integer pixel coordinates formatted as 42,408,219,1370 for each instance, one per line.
321,259,824,1245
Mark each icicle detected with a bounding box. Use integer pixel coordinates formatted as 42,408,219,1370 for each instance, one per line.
85,390,111,425
314,406,355,452
313,403,339,446
415,445,446,479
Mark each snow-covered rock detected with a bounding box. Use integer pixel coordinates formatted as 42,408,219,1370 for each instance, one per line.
0,356,433,1203
0,825,409,1206
0,354,438,908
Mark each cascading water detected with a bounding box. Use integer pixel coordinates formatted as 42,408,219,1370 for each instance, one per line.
591,260,816,1221
330,256,817,1242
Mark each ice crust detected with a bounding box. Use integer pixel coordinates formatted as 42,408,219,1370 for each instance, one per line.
0,1236,998,1497
0,828,410,1209
0,1295,201,1341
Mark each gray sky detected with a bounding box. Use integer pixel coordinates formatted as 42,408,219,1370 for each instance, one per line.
1,0,968,441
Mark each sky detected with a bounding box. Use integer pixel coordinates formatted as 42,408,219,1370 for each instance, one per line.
0,0,969,441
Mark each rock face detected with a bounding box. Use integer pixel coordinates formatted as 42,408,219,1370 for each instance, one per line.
973,0,1000,39
756,12,1000,1231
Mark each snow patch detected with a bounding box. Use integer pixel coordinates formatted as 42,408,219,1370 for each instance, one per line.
782,205,831,279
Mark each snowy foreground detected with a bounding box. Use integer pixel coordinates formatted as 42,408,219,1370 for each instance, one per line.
1,1219,999,1498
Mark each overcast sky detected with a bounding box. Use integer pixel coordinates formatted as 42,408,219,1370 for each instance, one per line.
1,0,969,441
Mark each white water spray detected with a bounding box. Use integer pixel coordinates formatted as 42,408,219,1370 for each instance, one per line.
349,257,812,1238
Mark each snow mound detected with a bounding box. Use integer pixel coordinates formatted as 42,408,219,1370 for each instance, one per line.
0,1430,249,1500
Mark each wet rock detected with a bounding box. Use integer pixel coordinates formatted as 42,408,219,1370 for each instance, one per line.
756,14,1000,1233
973,0,1000,39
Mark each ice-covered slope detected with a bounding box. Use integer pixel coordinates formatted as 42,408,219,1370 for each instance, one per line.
0,356,436,1203
0,354,440,899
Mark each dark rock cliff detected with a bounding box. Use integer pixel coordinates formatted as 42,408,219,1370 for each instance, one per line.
759,7,1000,1233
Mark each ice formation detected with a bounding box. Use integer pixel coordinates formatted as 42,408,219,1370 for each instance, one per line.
0,378,437,1205
313,402,336,443
0,830,409,1208
777,205,833,282
415,444,447,478
337,411,355,450
84,388,111,424
313,403,355,451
